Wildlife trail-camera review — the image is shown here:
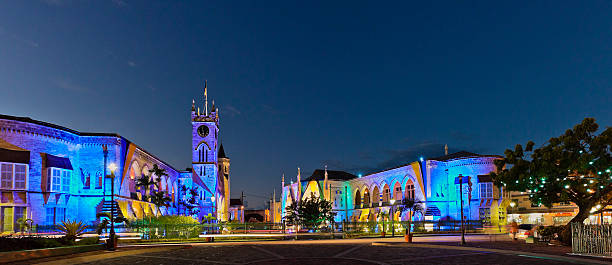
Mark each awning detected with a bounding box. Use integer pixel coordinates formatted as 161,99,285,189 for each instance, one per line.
477,175,493,182
0,148,30,164
46,154,73,170
479,199,493,208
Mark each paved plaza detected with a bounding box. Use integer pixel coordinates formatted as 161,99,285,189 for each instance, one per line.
25,235,610,265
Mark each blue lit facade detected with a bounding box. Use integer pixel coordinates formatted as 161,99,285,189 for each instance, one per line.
281,151,509,226
0,88,231,232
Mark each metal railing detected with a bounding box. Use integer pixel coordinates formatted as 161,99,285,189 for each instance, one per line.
572,223,612,256
341,220,484,235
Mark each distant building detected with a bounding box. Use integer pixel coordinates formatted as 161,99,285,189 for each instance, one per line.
281,151,509,227
0,84,232,232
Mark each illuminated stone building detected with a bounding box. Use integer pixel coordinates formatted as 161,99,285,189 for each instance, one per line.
281,151,509,227
0,84,231,232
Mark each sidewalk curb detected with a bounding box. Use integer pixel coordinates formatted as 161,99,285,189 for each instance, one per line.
33,246,183,265
371,242,612,265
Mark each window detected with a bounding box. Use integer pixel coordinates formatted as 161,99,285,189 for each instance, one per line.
83,171,90,189
1,164,13,188
405,183,415,200
47,168,71,192
0,163,28,190
62,170,70,192
46,208,54,225
479,182,493,198
95,171,102,189
382,185,390,203
56,208,65,222
479,208,491,223
14,207,25,231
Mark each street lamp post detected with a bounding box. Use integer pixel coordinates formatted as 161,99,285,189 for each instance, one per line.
458,174,466,245
390,199,396,237
107,162,118,250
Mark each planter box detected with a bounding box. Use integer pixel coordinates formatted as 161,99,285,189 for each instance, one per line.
0,244,105,263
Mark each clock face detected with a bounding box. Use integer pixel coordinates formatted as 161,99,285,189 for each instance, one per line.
197,125,209,137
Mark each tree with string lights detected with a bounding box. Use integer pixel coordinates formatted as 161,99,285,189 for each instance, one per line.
491,118,611,244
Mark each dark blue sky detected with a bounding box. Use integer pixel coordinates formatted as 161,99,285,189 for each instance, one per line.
1,1,610,208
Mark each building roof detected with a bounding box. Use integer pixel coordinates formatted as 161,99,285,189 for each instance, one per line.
218,144,227,158
0,114,180,172
429,151,501,162
0,114,119,137
304,169,357,181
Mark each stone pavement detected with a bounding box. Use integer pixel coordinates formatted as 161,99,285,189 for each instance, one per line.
15,235,611,265
72,243,601,265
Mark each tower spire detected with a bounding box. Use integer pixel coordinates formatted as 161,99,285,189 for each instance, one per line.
204,80,208,116
282,174,285,187
445,144,448,155
192,99,195,111
324,165,328,200
297,167,301,202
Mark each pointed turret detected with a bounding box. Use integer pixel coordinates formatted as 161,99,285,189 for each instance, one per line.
204,80,208,116
218,143,227,159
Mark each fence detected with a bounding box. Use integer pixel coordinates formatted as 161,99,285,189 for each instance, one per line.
341,220,484,236
572,223,612,256
27,220,489,240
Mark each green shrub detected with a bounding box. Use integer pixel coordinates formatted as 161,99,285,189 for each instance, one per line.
77,236,100,245
538,226,564,238
0,236,64,251
130,215,199,226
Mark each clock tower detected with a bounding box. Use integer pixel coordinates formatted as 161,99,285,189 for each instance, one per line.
191,81,224,219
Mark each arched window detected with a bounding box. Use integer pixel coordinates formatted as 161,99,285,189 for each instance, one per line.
197,144,210,163
393,182,402,201
382,184,390,203
354,190,361,208
95,171,102,189
363,188,370,207
405,180,415,200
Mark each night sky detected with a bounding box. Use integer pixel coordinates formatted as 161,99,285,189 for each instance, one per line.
1,1,611,208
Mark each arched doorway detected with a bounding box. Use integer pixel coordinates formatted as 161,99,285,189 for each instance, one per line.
363,188,370,207
372,186,380,207
354,190,361,208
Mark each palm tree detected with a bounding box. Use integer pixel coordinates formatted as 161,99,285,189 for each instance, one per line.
150,190,172,215
135,174,156,201
96,212,128,235
398,198,423,242
148,164,168,191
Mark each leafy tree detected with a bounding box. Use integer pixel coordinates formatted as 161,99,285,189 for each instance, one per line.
398,198,423,239
490,118,611,244
16,218,33,234
285,193,335,232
